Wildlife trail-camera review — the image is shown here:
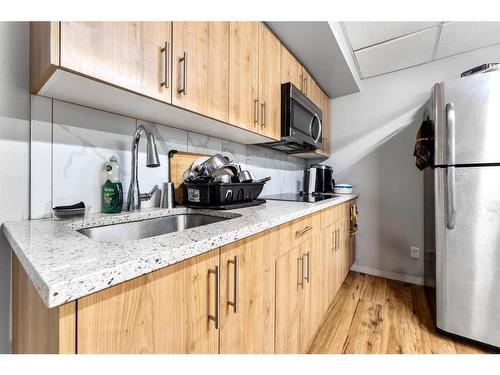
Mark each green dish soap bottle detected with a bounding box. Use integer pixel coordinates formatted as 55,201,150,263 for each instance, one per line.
102,155,123,214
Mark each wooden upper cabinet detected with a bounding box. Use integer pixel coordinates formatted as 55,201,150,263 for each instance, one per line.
301,68,312,99
60,22,172,103
313,90,330,157
281,45,303,89
307,75,322,109
77,250,220,354
172,22,229,123
258,23,281,141
228,22,259,132
219,229,277,354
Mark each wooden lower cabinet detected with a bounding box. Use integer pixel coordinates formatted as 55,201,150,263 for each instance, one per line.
219,229,277,353
12,200,356,354
275,245,301,353
77,250,220,354
12,256,76,354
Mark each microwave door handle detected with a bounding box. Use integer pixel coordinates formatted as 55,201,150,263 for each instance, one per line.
309,113,322,143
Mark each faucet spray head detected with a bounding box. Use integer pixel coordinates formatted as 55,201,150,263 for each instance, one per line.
146,131,160,168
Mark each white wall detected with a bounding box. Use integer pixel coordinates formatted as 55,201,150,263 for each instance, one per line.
0,22,30,353
326,43,500,283
30,97,307,218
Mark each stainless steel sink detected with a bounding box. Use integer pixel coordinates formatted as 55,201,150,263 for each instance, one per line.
78,213,239,242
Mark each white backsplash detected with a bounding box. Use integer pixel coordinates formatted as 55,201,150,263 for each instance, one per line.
30,95,307,217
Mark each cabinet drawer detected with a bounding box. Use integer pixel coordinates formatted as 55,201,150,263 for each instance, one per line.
290,215,316,248
338,203,349,220
320,206,337,229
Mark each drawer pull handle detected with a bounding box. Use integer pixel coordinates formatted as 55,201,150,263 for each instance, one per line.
261,101,266,128
227,256,239,314
254,99,259,127
304,251,310,283
160,41,169,88
295,226,312,237
178,52,187,95
208,266,220,329
297,257,304,289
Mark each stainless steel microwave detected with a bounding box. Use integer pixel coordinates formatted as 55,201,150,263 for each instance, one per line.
264,82,322,153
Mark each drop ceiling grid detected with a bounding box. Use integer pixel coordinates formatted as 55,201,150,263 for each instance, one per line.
342,21,500,79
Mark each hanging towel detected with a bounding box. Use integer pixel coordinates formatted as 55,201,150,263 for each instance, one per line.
413,118,432,171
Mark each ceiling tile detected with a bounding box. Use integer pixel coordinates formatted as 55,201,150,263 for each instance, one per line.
344,21,440,50
435,22,500,59
355,27,438,78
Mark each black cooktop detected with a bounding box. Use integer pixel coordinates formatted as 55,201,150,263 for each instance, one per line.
261,193,335,203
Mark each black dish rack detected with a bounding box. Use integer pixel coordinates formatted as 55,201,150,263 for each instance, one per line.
185,181,265,209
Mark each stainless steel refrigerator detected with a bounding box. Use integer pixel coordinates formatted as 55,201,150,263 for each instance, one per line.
424,70,500,348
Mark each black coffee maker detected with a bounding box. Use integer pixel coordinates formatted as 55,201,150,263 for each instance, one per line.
304,164,334,195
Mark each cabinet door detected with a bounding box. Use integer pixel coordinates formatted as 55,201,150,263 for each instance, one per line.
60,22,172,103
343,215,352,279
308,76,323,109
301,68,313,101
281,45,303,89
258,23,281,141
77,250,219,354
334,219,344,293
172,22,229,122
298,238,320,353
275,246,301,354
219,229,277,353
323,224,338,303
334,217,350,289
228,22,259,132
309,214,329,336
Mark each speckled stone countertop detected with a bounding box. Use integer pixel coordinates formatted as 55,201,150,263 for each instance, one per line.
3,194,358,308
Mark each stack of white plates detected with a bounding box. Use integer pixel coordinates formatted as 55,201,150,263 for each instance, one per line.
333,184,353,194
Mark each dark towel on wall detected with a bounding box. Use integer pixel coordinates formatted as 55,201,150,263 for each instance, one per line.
413,119,432,171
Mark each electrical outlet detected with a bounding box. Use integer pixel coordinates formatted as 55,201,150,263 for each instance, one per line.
411,247,420,258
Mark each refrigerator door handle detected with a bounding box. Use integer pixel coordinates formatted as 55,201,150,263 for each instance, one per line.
446,102,455,165
446,167,456,229
445,102,456,229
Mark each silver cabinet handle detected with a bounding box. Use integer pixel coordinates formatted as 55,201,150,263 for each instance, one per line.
254,99,259,127
303,76,308,95
261,101,266,128
227,256,238,313
304,252,310,283
295,225,312,238
178,52,187,95
160,41,169,88
335,228,340,251
300,73,304,93
332,229,336,252
208,266,220,329
445,103,456,229
297,257,304,289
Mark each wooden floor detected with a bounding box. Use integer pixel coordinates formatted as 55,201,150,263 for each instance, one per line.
308,272,496,354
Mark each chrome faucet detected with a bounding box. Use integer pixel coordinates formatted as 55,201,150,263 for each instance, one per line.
127,125,160,211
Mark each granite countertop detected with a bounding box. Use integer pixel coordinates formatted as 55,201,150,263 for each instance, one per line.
3,194,358,308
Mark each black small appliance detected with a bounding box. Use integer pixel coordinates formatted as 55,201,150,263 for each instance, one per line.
304,164,334,195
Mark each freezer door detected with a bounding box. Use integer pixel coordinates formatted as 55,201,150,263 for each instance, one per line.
435,166,500,347
434,71,500,166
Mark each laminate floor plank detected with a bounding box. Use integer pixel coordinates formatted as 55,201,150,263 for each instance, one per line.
309,272,495,354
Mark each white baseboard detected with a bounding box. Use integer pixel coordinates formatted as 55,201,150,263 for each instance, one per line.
350,264,424,286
